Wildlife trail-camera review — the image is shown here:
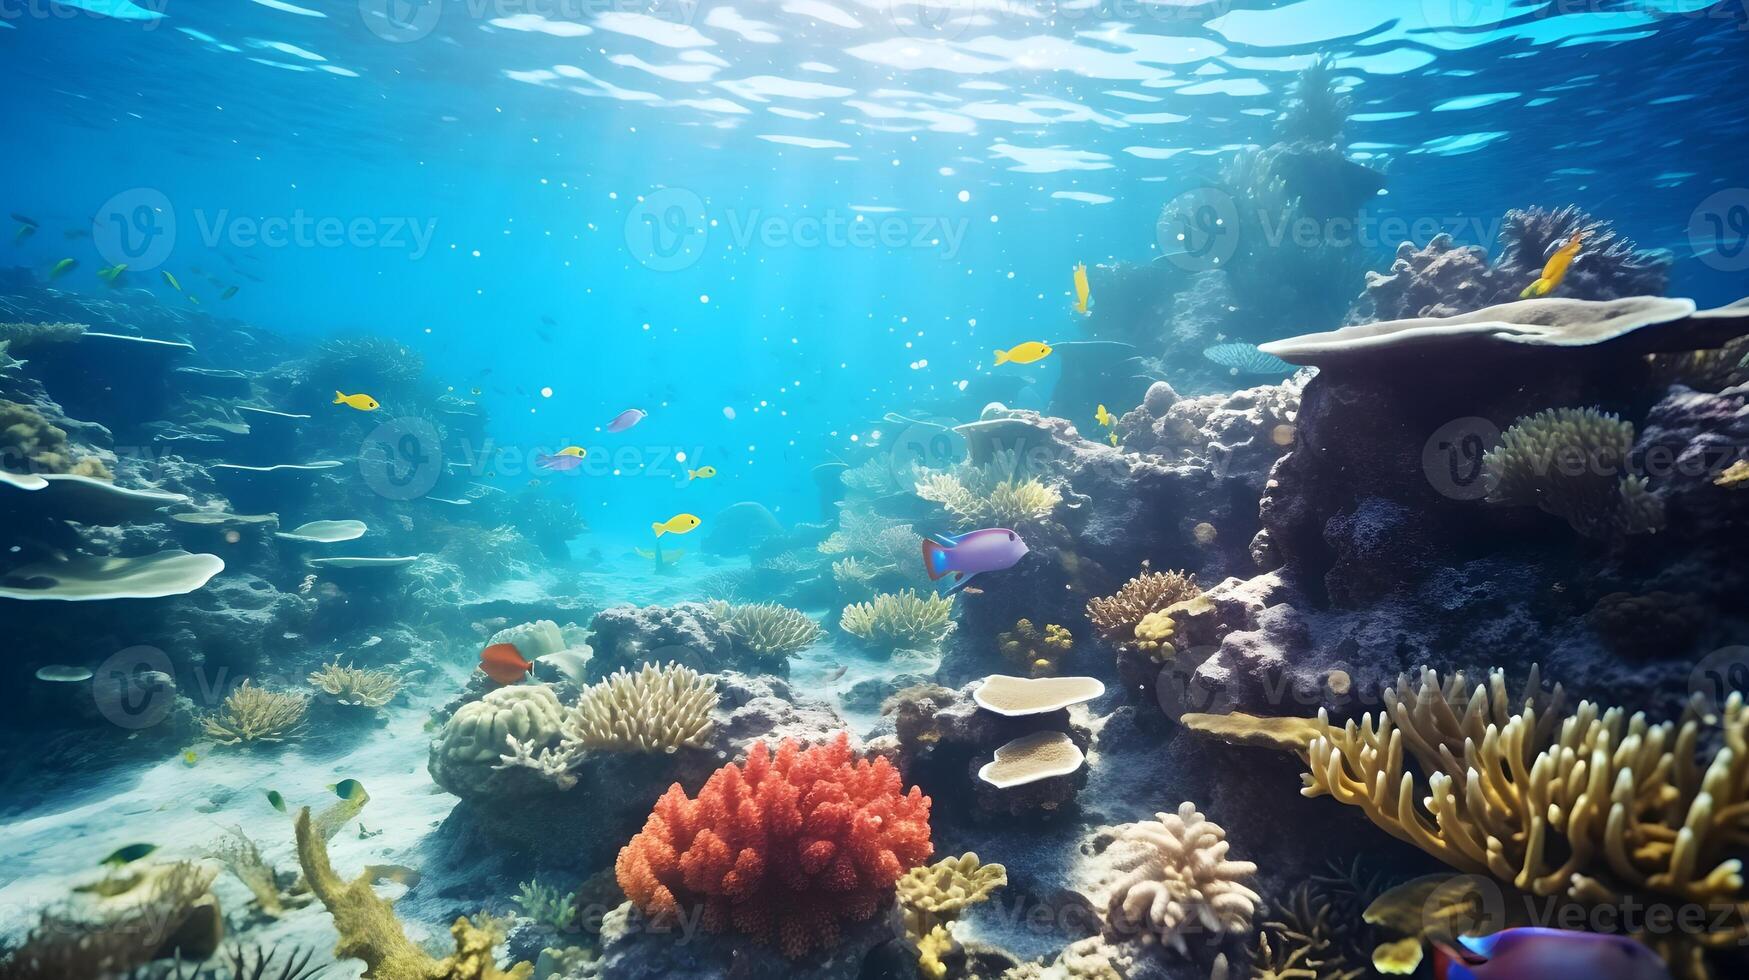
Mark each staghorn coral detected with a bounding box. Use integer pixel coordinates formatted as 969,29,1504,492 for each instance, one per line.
513,878,580,933
293,807,532,980
832,556,880,603
202,681,310,745
1094,802,1261,954
841,589,955,651
1483,407,1665,538
0,399,111,479
997,619,1073,677
307,660,401,709
615,732,933,958
497,664,717,789
206,826,298,919
1287,666,1749,979
709,601,823,660
1086,563,1200,649
914,466,1062,533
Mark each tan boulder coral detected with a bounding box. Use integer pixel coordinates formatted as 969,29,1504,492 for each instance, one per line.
1,399,111,479
439,685,566,766
1088,802,1261,954
974,674,1104,717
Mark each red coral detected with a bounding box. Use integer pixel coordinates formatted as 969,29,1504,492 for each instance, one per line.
615,732,933,958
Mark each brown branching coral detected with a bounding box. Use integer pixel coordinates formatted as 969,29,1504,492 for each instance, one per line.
307,660,402,709
1282,667,1749,979
293,808,532,980
998,619,1073,677
1482,407,1664,538
1085,562,1200,650
202,681,310,745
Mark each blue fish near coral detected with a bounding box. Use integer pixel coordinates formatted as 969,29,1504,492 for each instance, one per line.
922,527,1028,596
1435,928,1670,980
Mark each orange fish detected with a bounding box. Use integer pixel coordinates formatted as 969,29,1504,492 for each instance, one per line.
479,643,532,685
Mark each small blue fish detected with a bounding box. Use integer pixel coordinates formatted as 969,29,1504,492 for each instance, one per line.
922,528,1029,596
1435,927,1670,980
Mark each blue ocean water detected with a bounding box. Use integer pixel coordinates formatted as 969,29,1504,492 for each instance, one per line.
7,0,1747,542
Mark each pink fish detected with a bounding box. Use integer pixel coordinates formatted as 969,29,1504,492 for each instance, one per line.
922,527,1029,596
605,408,646,433
536,453,586,471
1435,927,1669,980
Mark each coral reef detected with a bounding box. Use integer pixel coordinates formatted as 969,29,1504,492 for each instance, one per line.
0,861,222,978
1087,802,1261,954
997,619,1073,677
432,684,566,793
1354,205,1674,322
898,853,1008,979
1086,564,1200,650
1482,406,1664,538
841,589,956,652
0,320,86,350
306,659,402,709
709,601,823,665
0,398,111,478
615,732,933,958
584,602,735,679
497,663,719,788
915,465,1063,533
201,681,310,745
293,807,533,979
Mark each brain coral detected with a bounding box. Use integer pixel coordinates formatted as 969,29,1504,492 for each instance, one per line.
440,685,565,764
615,732,933,958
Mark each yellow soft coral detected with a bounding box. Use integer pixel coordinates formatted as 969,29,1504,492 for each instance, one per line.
294,808,532,980
997,619,1073,677
899,853,1007,980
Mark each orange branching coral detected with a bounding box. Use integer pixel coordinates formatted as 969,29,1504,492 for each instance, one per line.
615,732,933,958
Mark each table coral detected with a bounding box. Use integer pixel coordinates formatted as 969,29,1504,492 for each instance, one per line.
615,732,933,958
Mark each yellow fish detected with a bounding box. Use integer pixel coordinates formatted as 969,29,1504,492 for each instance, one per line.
687,465,717,482
1095,404,1113,428
1520,232,1584,299
994,341,1052,366
1108,431,1119,448
162,270,181,291
181,749,198,766
652,513,701,537
97,263,127,284
1072,261,1090,314
333,391,380,412
49,258,76,281
556,446,585,457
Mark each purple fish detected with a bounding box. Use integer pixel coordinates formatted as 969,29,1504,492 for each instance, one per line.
922,528,1029,595
605,408,647,433
535,453,586,471
1437,928,1670,980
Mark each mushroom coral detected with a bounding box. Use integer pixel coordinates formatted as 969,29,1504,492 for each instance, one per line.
615,732,933,958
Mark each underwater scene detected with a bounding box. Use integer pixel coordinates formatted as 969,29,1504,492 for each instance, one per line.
4,1,1749,979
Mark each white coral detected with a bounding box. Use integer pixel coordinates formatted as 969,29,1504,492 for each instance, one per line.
1097,802,1260,954
440,684,565,764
